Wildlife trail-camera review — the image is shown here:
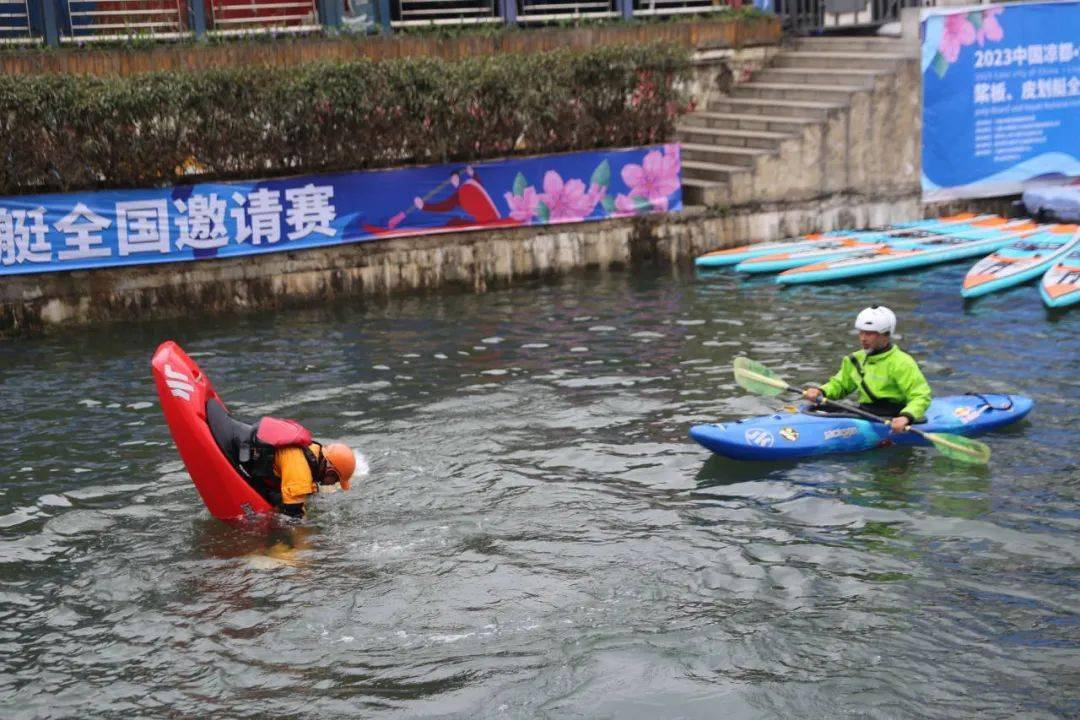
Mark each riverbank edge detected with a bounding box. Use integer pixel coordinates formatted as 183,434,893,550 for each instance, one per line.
2,191,933,337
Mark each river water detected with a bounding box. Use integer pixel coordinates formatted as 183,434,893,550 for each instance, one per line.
2,262,1077,719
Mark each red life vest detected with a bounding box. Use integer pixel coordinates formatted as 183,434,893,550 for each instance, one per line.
254,417,312,448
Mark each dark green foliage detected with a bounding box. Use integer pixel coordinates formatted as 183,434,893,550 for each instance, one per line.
0,43,691,195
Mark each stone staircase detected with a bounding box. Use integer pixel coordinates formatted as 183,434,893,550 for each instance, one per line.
679,36,920,208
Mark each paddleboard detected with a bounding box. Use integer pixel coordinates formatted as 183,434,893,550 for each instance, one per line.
1040,248,1080,308
962,225,1080,298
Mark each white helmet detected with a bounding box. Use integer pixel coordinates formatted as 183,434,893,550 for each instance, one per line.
855,305,896,334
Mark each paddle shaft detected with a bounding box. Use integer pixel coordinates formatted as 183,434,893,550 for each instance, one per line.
777,384,925,437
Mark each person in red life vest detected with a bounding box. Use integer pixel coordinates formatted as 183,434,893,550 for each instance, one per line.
206,399,360,518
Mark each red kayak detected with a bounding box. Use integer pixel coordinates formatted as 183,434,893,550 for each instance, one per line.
151,341,273,521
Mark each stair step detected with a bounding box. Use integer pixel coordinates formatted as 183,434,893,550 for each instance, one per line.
676,125,791,149
732,82,861,103
774,51,908,71
681,176,722,187
754,67,882,89
681,142,768,168
794,37,911,54
681,159,750,182
706,97,842,119
680,177,726,207
680,111,819,134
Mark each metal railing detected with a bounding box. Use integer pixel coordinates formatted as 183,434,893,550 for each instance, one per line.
0,0,35,43
633,0,733,17
62,0,187,42
393,0,498,28
208,0,321,35
774,0,933,34
516,0,619,23
15,0,756,45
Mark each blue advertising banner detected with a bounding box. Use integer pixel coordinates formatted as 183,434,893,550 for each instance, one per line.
0,145,682,276
922,1,1080,200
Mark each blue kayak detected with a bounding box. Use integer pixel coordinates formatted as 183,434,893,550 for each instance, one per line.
689,394,1032,461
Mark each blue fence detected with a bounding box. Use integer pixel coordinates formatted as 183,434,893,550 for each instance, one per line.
1,0,738,45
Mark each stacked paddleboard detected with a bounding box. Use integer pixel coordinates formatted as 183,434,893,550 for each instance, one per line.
696,214,1077,308
775,218,1040,285
962,225,1080,300
1039,247,1080,308
735,214,1001,274
693,213,990,269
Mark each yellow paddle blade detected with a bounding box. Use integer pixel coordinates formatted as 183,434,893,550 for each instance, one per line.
733,357,792,397
923,431,991,465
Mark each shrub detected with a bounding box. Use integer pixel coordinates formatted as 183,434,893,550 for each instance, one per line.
0,43,691,195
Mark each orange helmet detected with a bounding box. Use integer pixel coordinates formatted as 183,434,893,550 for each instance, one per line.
323,443,357,490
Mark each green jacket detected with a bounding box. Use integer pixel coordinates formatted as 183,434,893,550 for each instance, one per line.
820,345,932,420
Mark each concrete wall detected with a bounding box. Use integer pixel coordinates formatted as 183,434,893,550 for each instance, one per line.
680,45,782,111
1,194,923,337
707,55,922,208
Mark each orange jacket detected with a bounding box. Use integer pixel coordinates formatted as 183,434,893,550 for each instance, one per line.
273,444,321,506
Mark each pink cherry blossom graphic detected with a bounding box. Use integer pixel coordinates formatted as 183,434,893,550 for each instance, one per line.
504,186,539,222
976,7,1004,46
612,193,669,216
620,145,681,205
539,171,601,222
939,13,977,63
613,193,639,217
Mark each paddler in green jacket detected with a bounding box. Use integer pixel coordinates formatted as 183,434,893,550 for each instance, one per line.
803,305,932,434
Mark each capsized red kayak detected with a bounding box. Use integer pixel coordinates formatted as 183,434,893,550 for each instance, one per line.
151,341,273,521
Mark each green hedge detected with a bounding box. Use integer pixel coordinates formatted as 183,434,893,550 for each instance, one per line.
0,44,691,196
